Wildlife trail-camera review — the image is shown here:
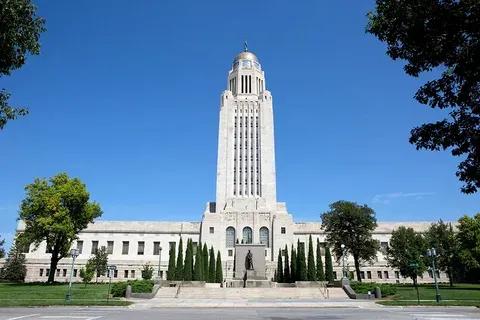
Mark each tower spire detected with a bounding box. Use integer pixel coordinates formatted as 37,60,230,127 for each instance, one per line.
244,41,248,52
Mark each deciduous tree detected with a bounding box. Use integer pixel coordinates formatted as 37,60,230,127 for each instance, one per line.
0,0,45,130
387,226,427,288
456,213,480,281
87,246,108,283
367,0,480,193
321,201,379,282
79,266,94,287
18,173,102,283
425,220,460,286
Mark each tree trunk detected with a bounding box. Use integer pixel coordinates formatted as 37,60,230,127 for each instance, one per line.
353,254,362,282
47,251,60,284
447,267,453,287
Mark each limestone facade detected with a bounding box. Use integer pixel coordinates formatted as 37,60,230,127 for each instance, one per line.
5,49,447,284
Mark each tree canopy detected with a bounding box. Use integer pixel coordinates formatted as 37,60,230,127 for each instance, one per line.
0,0,45,130
367,0,480,193
321,200,379,282
18,172,102,283
425,220,460,286
387,226,427,284
456,214,480,274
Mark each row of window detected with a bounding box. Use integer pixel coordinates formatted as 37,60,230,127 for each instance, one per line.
225,226,271,248
72,240,167,256
38,268,142,279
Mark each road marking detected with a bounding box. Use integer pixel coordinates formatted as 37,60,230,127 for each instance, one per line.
6,315,40,320
39,317,102,320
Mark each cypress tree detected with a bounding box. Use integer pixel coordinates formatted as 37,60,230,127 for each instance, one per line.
193,242,203,281
316,238,325,281
283,244,290,283
307,235,316,281
184,239,193,281
290,245,297,283
276,249,284,283
176,237,184,280
202,243,209,281
274,269,278,282
325,246,334,283
167,245,176,280
215,250,223,283
297,240,307,281
208,246,216,283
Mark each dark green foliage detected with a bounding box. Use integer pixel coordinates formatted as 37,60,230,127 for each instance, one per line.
0,236,5,258
202,243,208,281
316,238,325,281
387,226,427,285
130,279,154,293
208,246,216,283
167,245,176,280
321,201,379,282
175,238,184,281
110,281,127,297
87,246,108,283
367,1,480,194
183,239,193,281
283,244,290,283
141,263,154,280
296,240,307,281
325,247,334,283
456,214,480,282
215,251,223,283
79,266,94,287
110,280,154,297
290,246,297,283
307,235,316,281
18,173,102,283
193,242,203,281
0,0,45,130
0,241,26,282
350,282,397,297
425,220,460,286
276,249,284,282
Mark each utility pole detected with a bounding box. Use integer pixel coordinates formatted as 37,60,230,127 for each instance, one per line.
427,248,441,303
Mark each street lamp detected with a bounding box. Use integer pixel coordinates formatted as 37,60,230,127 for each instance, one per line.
427,248,441,303
341,244,346,280
66,248,79,302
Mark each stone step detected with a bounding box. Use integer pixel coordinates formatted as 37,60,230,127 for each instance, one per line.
153,287,347,300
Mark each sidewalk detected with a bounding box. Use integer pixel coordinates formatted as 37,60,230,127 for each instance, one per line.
130,298,381,309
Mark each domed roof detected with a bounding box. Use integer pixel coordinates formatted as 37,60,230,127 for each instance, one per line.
233,50,259,63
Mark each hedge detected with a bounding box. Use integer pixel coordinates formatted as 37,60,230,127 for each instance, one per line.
110,280,154,297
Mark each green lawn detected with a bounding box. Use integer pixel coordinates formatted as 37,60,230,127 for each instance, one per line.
0,283,130,307
378,283,480,307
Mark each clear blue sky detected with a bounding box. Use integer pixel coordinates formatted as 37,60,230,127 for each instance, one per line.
0,1,478,249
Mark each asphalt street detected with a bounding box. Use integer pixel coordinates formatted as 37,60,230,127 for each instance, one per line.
0,306,479,320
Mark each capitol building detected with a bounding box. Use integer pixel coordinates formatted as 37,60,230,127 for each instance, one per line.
16,49,444,284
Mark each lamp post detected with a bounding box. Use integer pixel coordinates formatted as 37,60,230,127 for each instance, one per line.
341,244,346,280
66,248,79,302
427,248,441,303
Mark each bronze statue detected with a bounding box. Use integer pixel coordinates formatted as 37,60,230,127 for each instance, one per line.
245,250,254,270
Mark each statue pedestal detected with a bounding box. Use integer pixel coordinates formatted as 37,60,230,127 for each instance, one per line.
246,270,265,280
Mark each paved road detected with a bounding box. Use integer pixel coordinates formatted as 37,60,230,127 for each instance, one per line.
0,306,479,320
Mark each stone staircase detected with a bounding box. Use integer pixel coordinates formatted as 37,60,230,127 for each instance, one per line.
153,287,347,300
